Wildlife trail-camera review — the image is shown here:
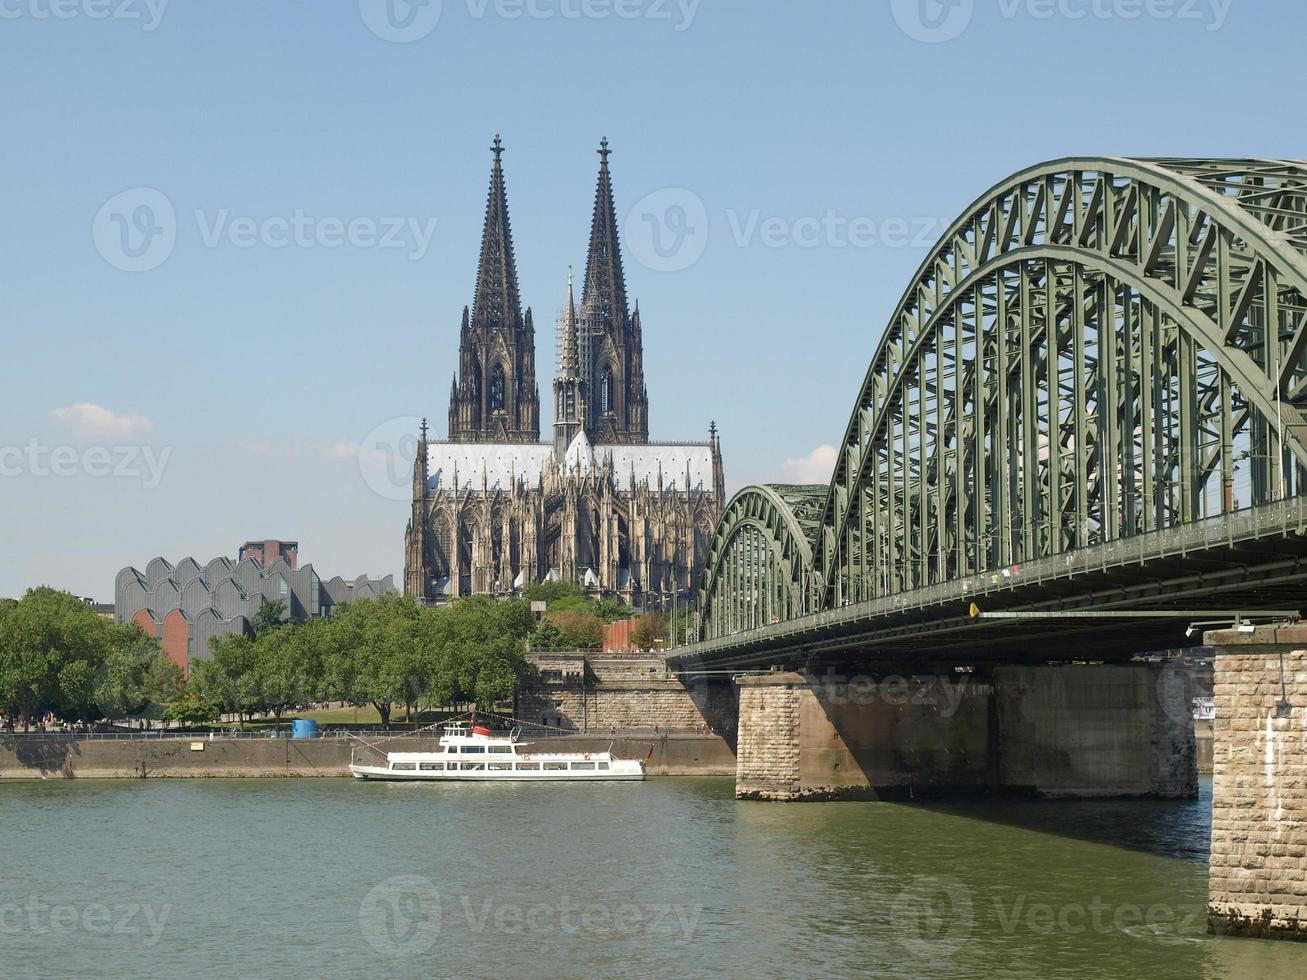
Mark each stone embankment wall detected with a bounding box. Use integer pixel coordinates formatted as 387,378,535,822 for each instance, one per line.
735,664,1196,802
517,654,737,734
1204,626,1307,942
0,734,735,779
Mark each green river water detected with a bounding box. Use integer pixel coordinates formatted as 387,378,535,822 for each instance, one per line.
2,775,1305,978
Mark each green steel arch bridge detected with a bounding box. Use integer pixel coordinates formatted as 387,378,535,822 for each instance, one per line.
674,158,1307,672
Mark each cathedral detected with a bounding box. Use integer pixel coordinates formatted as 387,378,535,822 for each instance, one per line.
403,138,725,603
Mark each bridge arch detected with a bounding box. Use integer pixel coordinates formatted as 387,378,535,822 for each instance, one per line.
810,158,1307,608
699,485,824,640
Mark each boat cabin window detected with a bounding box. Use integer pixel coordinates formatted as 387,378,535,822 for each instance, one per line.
390,762,416,771
445,745,457,754
488,746,512,754
461,763,485,771
462,746,485,755
598,762,609,770
571,762,595,771
515,762,540,771
544,762,568,771
419,762,444,771
488,762,512,771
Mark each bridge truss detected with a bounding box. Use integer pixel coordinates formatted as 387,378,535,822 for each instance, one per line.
688,159,1307,669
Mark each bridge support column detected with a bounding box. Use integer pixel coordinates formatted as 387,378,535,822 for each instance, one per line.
734,664,1194,802
1204,625,1307,942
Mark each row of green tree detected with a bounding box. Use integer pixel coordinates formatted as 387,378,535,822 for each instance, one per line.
0,589,538,730
1,582,694,731
0,588,183,728
193,593,535,728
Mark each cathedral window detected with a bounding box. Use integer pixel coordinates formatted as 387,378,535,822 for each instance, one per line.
489,364,506,412
600,369,612,413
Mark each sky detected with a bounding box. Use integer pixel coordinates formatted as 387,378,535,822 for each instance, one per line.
0,0,1296,599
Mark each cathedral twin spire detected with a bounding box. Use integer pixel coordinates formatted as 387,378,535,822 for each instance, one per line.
449,135,539,444
449,136,649,449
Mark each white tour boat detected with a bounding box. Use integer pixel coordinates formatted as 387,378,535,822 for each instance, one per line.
348,722,646,782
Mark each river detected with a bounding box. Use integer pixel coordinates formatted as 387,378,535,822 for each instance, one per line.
2,776,1305,978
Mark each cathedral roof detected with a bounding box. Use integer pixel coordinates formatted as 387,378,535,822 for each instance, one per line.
425,439,717,494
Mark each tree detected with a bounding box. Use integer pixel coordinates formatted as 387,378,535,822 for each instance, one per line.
164,688,218,725
192,633,262,725
592,597,632,624
251,622,321,731
0,588,113,729
57,659,99,724
530,618,569,651
548,610,605,650
322,594,423,729
437,599,535,710
631,612,666,650
95,626,182,721
524,581,585,605
251,599,288,636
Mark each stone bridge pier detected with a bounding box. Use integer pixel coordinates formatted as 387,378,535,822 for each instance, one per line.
734,663,1196,802
1204,625,1307,941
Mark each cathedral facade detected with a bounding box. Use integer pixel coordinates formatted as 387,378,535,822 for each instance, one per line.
404,138,725,603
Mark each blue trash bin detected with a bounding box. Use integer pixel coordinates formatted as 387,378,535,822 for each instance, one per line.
291,719,318,740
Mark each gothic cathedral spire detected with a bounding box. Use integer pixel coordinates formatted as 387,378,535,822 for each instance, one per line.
403,418,432,598
449,136,540,443
576,138,649,444
554,269,586,454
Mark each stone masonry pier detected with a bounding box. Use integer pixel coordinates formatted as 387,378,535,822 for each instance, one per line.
734,664,1196,802
1204,624,1307,942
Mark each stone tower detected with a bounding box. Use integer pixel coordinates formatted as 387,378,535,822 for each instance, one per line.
448,136,541,443
579,138,649,444
553,270,587,454
403,418,432,597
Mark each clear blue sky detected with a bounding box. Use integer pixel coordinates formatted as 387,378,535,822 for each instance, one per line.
0,0,1295,598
